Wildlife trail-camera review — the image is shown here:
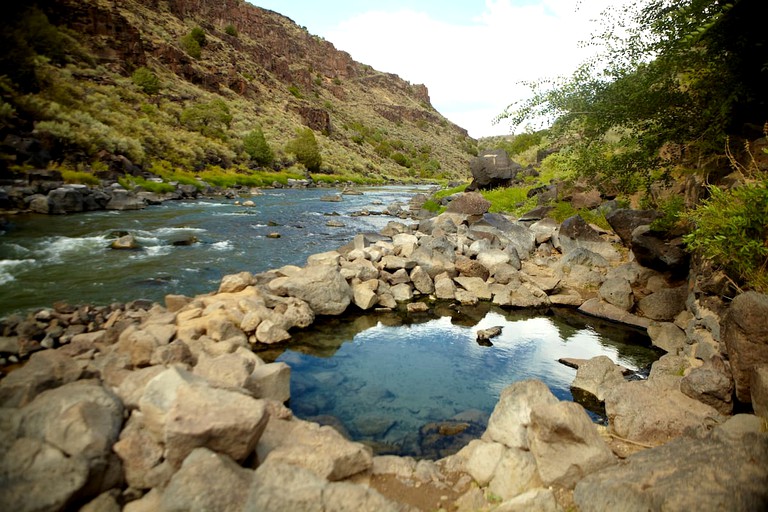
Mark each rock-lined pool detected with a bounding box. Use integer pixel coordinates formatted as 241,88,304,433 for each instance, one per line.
263,304,661,459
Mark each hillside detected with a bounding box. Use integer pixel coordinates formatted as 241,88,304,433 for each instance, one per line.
0,0,476,183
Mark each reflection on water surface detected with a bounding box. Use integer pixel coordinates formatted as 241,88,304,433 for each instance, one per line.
265,304,660,459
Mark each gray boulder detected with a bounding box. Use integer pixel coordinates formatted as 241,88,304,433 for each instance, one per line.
467,150,522,191
630,225,689,275
722,291,768,402
605,208,661,246
160,448,253,512
573,432,768,512
268,264,352,315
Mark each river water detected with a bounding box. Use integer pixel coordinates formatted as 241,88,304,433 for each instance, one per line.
0,186,426,318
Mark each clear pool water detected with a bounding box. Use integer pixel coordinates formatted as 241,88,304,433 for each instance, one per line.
269,304,660,458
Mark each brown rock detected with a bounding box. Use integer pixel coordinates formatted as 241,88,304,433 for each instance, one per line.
722,292,768,402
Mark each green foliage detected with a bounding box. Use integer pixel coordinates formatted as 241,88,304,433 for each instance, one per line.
481,187,537,216
60,169,100,186
224,24,238,37
190,26,207,47
391,152,411,168
131,67,160,95
497,0,768,189
287,85,303,98
650,195,685,232
118,175,176,194
180,99,232,139
683,180,768,292
286,127,322,172
181,27,206,59
242,127,274,166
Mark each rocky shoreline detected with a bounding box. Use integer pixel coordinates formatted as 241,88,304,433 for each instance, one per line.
1,190,767,511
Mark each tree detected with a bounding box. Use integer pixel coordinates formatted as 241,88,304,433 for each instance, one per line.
180,99,232,139
243,127,274,166
496,0,768,191
131,67,160,95
286,127,322,172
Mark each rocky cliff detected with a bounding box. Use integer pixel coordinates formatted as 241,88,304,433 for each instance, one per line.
1,0,474,180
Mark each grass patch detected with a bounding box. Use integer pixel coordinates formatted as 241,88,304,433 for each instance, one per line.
118,175,176,193
550,201,611,230
480,186,538,216
61,169,100,186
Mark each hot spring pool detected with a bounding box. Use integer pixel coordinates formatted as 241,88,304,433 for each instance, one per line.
262,304,660,459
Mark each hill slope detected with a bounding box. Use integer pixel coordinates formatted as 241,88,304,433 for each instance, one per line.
0,0,476,182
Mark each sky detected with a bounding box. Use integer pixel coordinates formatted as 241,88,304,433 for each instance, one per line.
247,1,620,138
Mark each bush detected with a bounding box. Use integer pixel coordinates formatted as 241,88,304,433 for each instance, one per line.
131,67,160,95
683,180,768,292
180,99,232,139
286,127,321,172
224,24,238,37
181,34,200,58
243,127,274,166
181,27,206,58
288,85,303,98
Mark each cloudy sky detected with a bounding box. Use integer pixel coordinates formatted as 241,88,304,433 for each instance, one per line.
248,0,619,138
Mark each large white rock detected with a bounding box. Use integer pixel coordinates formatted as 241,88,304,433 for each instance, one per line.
268,265,352,315
483,380,559,449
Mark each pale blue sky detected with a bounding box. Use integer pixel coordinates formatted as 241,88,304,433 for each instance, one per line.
247,1,618,137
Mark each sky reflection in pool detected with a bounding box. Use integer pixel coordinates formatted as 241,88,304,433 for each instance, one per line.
274,306,660,458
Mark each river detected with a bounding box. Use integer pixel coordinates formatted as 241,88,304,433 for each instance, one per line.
0,186,429,318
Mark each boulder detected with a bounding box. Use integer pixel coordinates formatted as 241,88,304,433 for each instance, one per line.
218,271,255,293
573,432,768,512
137,367,269,466
160,448,253,512
248,362,291,402
578,298,650,330
445,192,491,216
629,225,689,275
0,349,83,407
0,437,90,512
245,460,405,512
605,209,661,246
495,488,560,512
571,355,626,402
528,401,616,488
483,380,559,449
722,291,768,402
105,188,146,210
409,266,434,294
647,322,687,355
268,264,352,315
604,380,722,445
467,150,522,190
680,360,734,415
258,418,373,481
752,365,768,420
636,285,688,321
597,277,634,311
48,186,85,214
455,255,490,280
559,215,621,261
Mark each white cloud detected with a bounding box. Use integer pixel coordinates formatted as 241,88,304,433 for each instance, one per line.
324,0,617,138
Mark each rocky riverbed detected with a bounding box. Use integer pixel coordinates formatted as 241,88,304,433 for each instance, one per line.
0,191,767,511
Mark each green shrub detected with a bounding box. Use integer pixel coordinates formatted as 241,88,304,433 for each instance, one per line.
61,169,100,185
181,34,201,59
683,180,768,292
285,127,321,172
189,27,207,47
118,175,175,194
131,67,160,95
650,195,685,232
391,152,411,168
288,85,303,98
242,127,274,166
481,187,536,215
224,24,238,37
180,99,232,139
